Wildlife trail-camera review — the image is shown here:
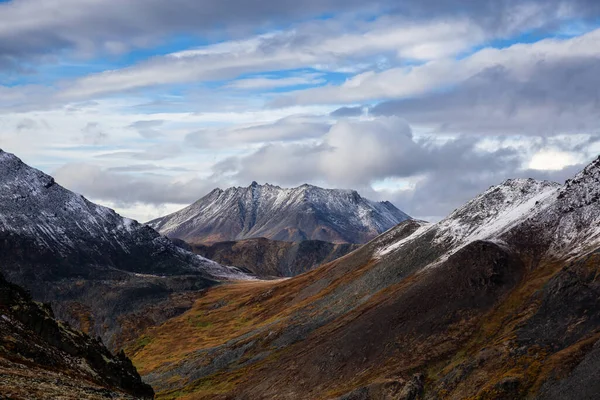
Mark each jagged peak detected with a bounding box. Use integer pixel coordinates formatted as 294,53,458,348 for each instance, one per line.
437,177,560,246
564,155,600,187
557,155,600,210
149,181,410,243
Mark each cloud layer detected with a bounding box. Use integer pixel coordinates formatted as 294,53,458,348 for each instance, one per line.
2,0,600,222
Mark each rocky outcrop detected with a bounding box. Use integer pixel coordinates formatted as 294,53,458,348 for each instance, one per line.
0,273,153,399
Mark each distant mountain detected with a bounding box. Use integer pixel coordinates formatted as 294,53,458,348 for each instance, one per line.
189,237,360,277
129,157,600,399
0,273,153,399
148,182,410,244
0,149,250,348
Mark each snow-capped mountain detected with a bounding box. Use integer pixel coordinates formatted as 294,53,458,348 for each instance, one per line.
148,181,410,244
375,156,600,266
0,149,249,347
134,156,600,400
0,149,247,280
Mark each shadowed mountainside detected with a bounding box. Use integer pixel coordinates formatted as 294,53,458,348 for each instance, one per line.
0,273,154,400
188,237,360,277
125,158,600,399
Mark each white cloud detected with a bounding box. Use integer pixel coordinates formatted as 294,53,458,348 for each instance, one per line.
276,28,600,105
529,150,580,170
53,17,488,100
225,73,326,90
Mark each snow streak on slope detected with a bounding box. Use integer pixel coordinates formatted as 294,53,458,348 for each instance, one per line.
372,157,600,268
0,149,250,281
434,179,561,248
546,156,600,258
149,182,410,244
375,179,560,260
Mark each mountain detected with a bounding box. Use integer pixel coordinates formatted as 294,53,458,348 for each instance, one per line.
148,182,410,244
0,149,250,348
127,158,600,399
0,273,153,399
188,237,360,277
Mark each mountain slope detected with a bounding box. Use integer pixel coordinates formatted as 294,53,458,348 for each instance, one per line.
0,149,250,348
127,157,600,399
189,237,360,277
148,182,410,244
0,273,153,399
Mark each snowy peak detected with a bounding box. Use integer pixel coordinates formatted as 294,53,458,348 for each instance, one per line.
558,155,600,211
437,178,561,244
373,157,600,266
0,149,248,281
149,182,411,244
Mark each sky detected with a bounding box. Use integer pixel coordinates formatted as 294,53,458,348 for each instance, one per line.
1,0,599,222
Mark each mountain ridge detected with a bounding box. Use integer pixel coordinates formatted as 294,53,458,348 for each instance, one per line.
0,148,251,349
148,181,410,244
126,156,600,399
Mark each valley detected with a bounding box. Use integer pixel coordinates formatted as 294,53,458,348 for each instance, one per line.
1,148,600,399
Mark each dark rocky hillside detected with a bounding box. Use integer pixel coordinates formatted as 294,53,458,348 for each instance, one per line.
0,149,250,349
126,158,600,399
0,273,153,399
189,237,360,277
148,182,409,244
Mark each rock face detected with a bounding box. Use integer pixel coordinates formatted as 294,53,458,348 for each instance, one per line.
190,237,360,277
0,149,250,348
148,182,410,244
128,157,600,399
0,273,153,399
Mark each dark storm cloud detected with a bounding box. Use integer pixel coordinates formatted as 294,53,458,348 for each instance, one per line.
371,58,600,135
2,0,600,70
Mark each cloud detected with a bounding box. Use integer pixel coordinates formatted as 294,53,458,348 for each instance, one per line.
2,0,598,72
213,117,518,188
107,164,191,173
330,106,364,117
96,143,182,161
225,73,326,90
50,17,491,100
81,122,108,145
387,162,589,220
210,116,600,219
185,115,331,149
52,163,215,206
128,120,165,139
370,57,600,135
275,28,600,107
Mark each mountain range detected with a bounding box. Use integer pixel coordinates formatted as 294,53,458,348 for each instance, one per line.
0,149,250,350
3,146,600,399
148,181,410,244
126,158,600,399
